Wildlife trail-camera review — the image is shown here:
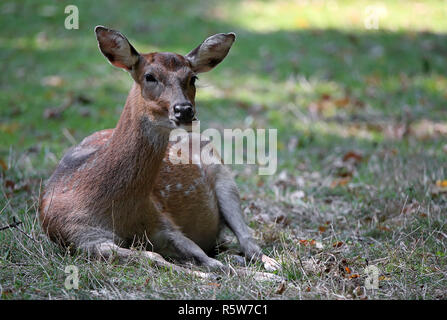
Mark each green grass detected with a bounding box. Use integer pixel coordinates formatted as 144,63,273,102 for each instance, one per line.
1,0,447,299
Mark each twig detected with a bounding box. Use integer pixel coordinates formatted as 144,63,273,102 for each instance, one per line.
0,216,23,231
0,216,37,242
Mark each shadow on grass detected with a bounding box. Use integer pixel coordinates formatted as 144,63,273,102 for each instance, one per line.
1,0,446,164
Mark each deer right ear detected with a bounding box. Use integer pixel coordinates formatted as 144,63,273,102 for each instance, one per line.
95,26,141,71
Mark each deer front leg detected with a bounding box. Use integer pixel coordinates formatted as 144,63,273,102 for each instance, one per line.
214,171,281,272
155,215,230,274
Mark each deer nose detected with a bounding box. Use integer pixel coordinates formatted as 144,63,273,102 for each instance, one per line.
173,103,194,123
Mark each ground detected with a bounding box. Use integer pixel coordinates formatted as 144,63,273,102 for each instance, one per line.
0,0,446,299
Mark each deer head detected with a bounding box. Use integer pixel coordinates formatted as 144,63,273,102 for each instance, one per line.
95,26,235,128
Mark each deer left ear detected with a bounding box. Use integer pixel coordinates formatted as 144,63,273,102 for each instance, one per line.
186,32,236,73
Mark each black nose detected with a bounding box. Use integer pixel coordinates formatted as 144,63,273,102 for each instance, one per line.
173,102,194,123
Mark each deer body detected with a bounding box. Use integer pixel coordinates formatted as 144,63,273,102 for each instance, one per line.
39,27,279,275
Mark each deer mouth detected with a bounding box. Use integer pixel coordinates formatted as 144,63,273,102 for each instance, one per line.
169,118,181,127
169,118,197,132
169,117,197,128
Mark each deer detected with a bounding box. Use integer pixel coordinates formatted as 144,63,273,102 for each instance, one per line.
39,26,280,278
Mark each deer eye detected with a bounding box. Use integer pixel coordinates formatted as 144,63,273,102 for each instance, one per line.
190,75,198,86
145,74,157,82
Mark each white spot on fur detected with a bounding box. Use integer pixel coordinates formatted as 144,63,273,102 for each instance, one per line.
176,183,182,190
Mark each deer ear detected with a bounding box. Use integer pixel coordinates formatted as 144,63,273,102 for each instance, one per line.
95,26,141,71
186,32,236,73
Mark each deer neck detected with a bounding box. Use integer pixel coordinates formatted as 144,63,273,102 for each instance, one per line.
104,83,170,196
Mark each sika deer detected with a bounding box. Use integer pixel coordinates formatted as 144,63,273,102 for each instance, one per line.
39,26,279,277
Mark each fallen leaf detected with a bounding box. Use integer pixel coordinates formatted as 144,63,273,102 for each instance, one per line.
275,281,286,295
5,179,15,190
431,180,447,196
0,158,7,171
333,241,344,248
299,239,320,248
318,226,327,233
290,190,305,201
299,239,309,245
0,122,20,134
349,274,359,279
410,119,447,140
41,75,64,87
273,213,289,226
334,97,350,108
208,282,221,288
330,177,351,188
342,151,363,163
353,286,367,299
436,180,447,188
345,266,351,274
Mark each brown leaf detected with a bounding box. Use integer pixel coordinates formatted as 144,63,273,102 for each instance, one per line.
342,151,363,163
275,281,286,295
208,282,221,288
332,241,344,248
334,97,350,108
330,177,351,188
0,158,7,171
299,239,316,246
273,213,290,226
378,225,391,232
5,179,15,190
0,122,20,134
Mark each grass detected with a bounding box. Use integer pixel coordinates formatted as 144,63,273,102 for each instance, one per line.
1,0,447,299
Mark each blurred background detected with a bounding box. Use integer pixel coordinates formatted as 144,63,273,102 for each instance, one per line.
1,0,447,299
1,0,447,175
